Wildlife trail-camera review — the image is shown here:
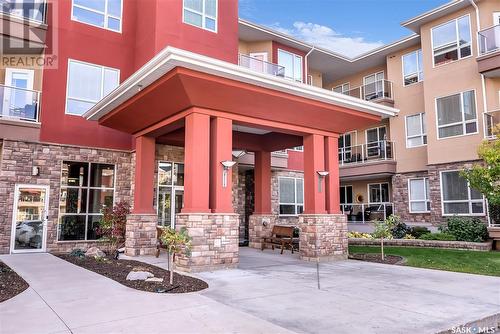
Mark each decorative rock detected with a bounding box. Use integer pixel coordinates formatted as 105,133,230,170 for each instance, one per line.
145,277,164,282
85,247,105,258
126,271,154,281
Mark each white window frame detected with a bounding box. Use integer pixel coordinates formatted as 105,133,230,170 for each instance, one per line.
402,49,423,86
58,161,117,242
65,59,120,116
182,0,218,33
431,14,472,68
367,182,390,204
435,89,478,140
439,170,485,216
493,12,500,25
405,113,427,148
71,0,123,33
332,82,350,94
278,177,304,216
277,49,303,83
157,161,185,228
408,178,430,213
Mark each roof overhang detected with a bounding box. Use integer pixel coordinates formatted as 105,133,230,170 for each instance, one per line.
84,47,398,136
401,0,474,33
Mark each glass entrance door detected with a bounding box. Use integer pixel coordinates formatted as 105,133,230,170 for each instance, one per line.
11,184,49,253
158,188,184,228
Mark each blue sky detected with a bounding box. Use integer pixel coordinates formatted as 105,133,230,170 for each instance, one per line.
239,0,450,57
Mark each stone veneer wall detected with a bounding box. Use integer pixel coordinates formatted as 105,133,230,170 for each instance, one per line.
0,140,133,254
392,160,488,226
175,213,239,272
248,214,278,249
299,214,348,261
125,214,157,255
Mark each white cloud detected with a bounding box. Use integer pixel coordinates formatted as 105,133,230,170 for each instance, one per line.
269,21,384,58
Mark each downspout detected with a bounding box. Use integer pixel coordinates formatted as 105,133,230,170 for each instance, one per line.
469,0,488,137
304,46,315,84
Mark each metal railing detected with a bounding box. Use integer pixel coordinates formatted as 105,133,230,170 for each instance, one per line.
338,140,394,165
238,54,285,78
479,25,500,55
0,0,47,23
344,80,393,102
341,203,393,223
0,84,41,122
484,110,499,139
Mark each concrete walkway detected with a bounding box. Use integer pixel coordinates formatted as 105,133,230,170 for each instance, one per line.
1,248,499,333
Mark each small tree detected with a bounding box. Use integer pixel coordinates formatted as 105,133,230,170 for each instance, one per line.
159,227,192,285
461,125,500,224
97,201,130,255
373,215,399,260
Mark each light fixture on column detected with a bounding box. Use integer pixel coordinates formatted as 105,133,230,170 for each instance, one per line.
221,160,237,188
232,150,247,159
317,171,329,193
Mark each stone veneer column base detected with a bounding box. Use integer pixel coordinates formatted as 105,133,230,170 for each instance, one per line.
299,214,348,261
175,213,239,272
248,214,278,249
125,214,158,256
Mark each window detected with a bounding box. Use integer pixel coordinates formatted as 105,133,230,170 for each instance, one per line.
277,49,303,82
402,50,423,85
340,186,353,204
363,72,384,100
59,161,115,241
338,132,354,162
406,113,427,148
279,177,304,215
333,83,350,94
441,171,484,215
408,178,430,213
436,90,477,139
183,0,217,32
71,0,122,32
66,60,120,115
368,183,389,203
366,126,387,157
432,15,471,66
1,0,47,23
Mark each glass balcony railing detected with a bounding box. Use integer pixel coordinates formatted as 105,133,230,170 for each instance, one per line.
343,80,394,102
338,140,395,165
0,0,47,23
341,202,394,223
0,84,41,122
238,54,285,78
479,25,500,55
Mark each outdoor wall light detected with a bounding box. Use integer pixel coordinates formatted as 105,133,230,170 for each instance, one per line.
221,160,237,188
32,166,40,176
317,171,329,193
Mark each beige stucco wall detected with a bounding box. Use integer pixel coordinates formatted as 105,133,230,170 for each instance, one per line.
341,178,392,204
386,45,428,173
238,40,273,60
307,68,323,88
478,0,500,28
419,6,485,165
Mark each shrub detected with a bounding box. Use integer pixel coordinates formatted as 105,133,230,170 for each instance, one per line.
441,217,488,242
419,233,456,241
403,234,416,240
410,226,431,239
159,227,192,285
97,201,131,254
70,248,85,258
373,215,399,260
391,221,411,239
348,231,373,239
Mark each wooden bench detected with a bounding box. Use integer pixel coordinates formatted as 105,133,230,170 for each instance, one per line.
261,225,295,254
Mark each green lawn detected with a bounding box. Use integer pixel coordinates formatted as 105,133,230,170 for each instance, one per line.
349,246,500,277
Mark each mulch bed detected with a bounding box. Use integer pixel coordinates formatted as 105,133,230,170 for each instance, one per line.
57,255,208,293
0,262,29,302
349,253,405,265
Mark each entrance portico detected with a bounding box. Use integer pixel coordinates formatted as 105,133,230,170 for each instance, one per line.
84,47,396,272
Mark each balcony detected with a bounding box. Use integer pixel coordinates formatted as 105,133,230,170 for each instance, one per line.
338,140,396,180
485,109,499,139
477,25,500,77
0,0,47,54
0,84,41,122
343,80,394,106
238,54,285,78
341,202,394,223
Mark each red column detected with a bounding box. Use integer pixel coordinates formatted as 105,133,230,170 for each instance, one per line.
325,136,341,214
303,134,326,214
254,151,272,214
133,135,156,214
182,113,211,213
210,117,234,213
